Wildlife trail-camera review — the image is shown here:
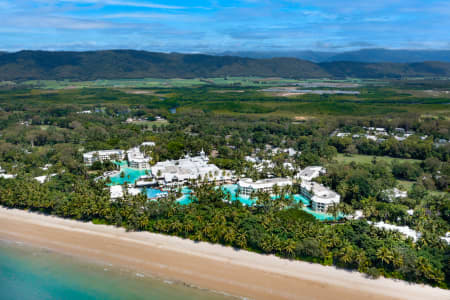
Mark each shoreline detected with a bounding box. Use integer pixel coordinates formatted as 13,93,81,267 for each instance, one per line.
0,238,233,300
0,206,448,300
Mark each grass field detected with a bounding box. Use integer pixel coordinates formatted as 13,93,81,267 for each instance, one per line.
397,180,415,191
19,77,386,90
334,154,423,164
21,77,310,89
397,180,447,196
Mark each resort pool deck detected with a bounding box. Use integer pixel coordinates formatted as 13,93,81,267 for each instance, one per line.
220,184,311,206
177,187,194,205
113,160,129,168
175,184,338,221
302,207,340,221
108,168,149,186
146,188,168,199
108,175,338,221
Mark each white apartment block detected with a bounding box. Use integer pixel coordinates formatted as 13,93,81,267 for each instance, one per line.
127,147,150,170
83,150,125,166
300,181,340,213
237,178,292,197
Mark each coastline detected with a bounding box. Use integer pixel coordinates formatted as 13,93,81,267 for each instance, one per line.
0,206,447,300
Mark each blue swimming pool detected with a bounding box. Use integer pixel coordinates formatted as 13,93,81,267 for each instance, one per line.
108,168,150,186
173,184,337,220
109,179,338,221
146,188,168,199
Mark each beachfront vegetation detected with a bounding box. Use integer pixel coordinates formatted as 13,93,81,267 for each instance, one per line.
0,80,448,288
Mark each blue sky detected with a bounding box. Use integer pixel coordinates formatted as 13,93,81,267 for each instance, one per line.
1,0,449,52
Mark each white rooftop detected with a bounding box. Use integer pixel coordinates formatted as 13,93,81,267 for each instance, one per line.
238,178,292,189
84,149,124,157
141,142,156,147
371,221,421,242
151,154,232,183
301,181,340,205
0,174,16,179
110,186,143,199
297,166,325,181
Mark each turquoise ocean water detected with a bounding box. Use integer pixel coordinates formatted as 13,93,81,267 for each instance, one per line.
0,240,233,300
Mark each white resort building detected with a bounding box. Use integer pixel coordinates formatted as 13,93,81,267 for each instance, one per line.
127,147,150,169
0,174,16,179
296,166,326,181
237,178,293,197
151,150,233,187
272,147,299,157
141,142,156,147
83,150,125,166
84,142,154,169
382,188,408,202
370,221,421,242
110,185,143,200
300,181,340,213
34,173,57,184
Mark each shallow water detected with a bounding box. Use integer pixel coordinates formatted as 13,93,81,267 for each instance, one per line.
0,240,233,300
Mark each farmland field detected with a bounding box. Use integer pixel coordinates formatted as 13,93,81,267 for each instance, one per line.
334,154,423,164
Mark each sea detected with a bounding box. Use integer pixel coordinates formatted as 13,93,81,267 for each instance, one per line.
0,240,234,300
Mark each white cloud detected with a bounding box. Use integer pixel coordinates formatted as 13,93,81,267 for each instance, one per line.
3,15,114,30
99,12,207,22
58,0,186,9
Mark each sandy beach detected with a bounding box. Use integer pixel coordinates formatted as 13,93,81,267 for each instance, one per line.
0,206,448,300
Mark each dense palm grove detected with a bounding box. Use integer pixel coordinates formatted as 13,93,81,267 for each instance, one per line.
0,88,448,288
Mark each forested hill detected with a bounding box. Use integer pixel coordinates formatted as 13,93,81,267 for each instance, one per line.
0,50,450,81
219,49,450,63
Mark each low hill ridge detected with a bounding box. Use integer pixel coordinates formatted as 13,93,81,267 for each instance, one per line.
0,50,449,81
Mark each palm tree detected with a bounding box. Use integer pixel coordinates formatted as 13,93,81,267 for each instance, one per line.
339,202,354,218
392,249,404,268
272,184,280,199
202,224,213,237
376,246,394,267
415,257,434,281
193,231,203,241
184,220,194,236
326,203,340,221
235,233,247,248
355,251,369,272
284,240,296,258
223,227,236,245
339,245,354,265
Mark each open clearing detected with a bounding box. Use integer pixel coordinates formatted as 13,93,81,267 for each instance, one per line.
335,154,423,164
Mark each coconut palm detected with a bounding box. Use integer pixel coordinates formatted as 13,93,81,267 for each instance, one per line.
326,203,340,221
235,233,247,248
284,239,296,258
376,246,394,267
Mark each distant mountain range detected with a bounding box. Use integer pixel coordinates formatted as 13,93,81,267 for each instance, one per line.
218,49,450,63
0,50,449,81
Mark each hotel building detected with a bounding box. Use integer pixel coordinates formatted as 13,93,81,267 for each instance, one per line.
83,150,125,166
300,181,340,213
237,178,293,197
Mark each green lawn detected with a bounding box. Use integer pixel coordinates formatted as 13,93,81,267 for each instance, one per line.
335,153,423,164
397,180,415,191
146,120,169,127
